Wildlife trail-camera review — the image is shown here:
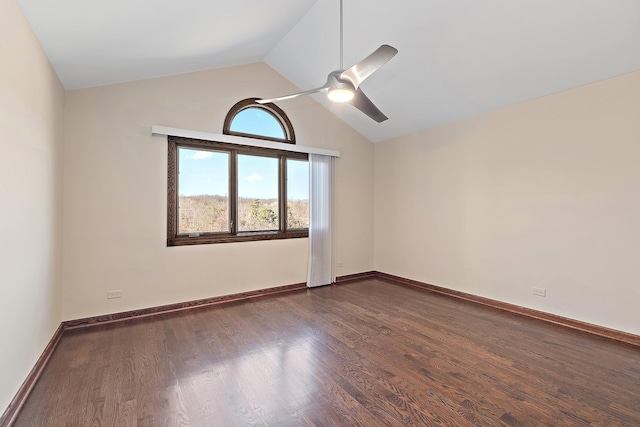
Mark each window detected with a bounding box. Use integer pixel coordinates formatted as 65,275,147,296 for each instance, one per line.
223,98,296,144
167,98,307,246
177,148,230,234
168,137,309,245
237,154,280,232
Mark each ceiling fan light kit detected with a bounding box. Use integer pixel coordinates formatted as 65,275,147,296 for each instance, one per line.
328,88,355,102
327,75,355,102
257,0,397,122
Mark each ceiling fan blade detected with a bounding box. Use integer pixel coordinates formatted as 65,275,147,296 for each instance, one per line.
256,85,330,104
340,44,398,90
350,88,388,123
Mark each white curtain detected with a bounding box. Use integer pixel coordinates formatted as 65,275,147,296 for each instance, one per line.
306,153,336,288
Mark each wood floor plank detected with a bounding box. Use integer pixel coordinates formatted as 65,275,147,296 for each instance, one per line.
12,279,640,426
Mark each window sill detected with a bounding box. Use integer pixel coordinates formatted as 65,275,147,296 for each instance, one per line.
168,230,308,246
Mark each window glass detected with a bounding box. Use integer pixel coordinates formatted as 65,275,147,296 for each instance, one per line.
178,148,229,234
230,108,286,139
237,154,279,232
287,159,309,229
169,138,309,245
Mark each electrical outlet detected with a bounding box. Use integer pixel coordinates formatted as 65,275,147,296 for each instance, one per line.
107,290,122,299
337,262,344,268
532,287,546,297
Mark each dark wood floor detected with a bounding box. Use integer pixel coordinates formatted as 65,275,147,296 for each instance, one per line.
14,279,640,426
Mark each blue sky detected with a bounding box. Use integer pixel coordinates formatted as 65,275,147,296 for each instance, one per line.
179,149,309,200
286,158,309,201
229,108,285,139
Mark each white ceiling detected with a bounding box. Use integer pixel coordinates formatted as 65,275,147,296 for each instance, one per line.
17,0,318,89
18,0,640,143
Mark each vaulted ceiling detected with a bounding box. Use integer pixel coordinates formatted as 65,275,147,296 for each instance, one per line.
18,0,640,142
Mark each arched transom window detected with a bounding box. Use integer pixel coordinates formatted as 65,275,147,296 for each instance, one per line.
223,98,296,144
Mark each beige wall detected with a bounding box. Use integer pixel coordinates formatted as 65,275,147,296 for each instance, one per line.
375,71,640,335
0,0,64,413
62,62,374,320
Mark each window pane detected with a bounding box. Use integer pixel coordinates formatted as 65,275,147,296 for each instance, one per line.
178,148,229,234
238,154,279,232
287,159,309,229
230,108,285,139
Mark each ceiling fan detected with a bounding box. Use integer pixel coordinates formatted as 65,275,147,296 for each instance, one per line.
257,0,398,123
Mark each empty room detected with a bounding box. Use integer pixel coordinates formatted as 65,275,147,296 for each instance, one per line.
2,0,639,425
